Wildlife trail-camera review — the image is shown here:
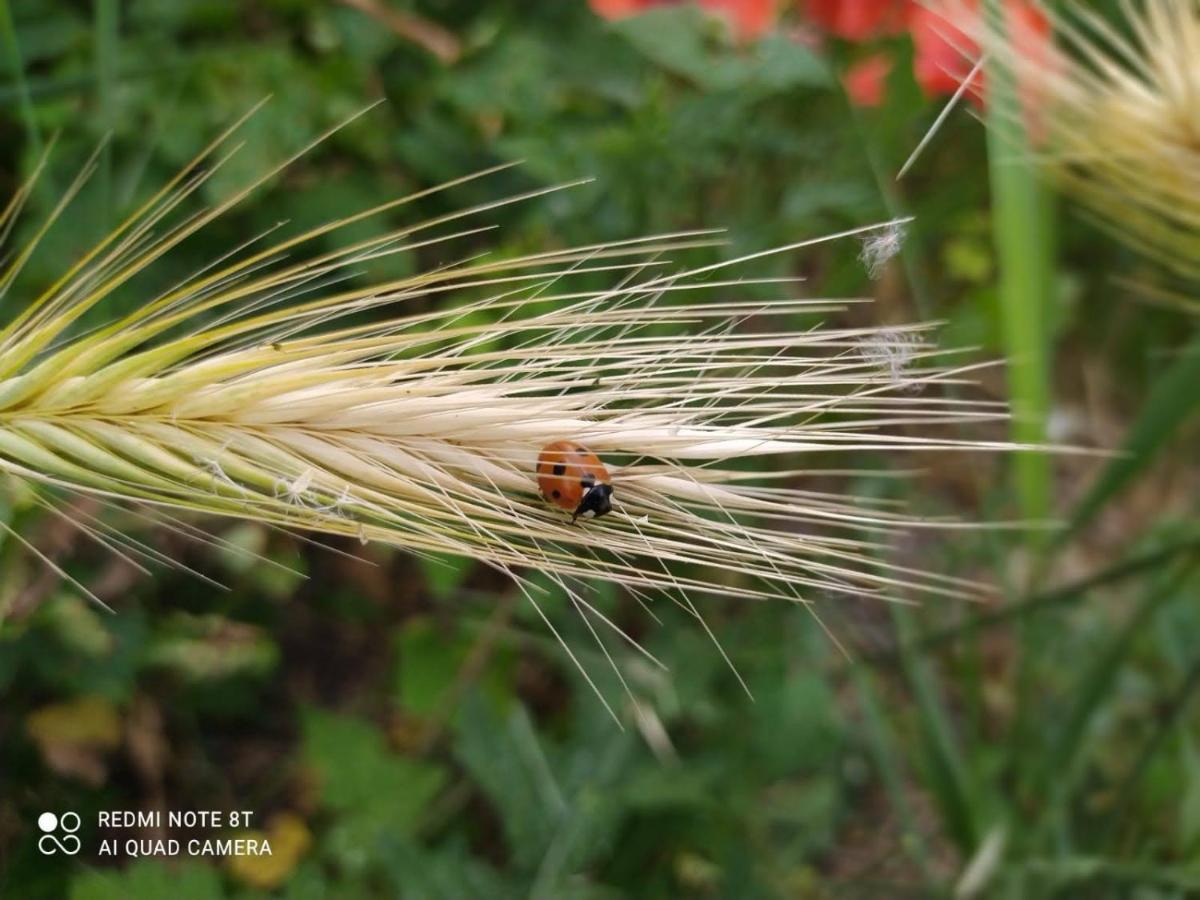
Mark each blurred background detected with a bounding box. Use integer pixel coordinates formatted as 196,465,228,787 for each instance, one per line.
2,1,1199,897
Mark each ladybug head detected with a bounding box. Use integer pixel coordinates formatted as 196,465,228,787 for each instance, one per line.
572,483,613,522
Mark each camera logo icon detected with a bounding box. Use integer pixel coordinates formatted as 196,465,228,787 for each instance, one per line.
37,812,81,856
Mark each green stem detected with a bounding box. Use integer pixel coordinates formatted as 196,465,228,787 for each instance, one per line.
0,0,40,158
95,0,119,225
983,0,1058,826
983,0,1054,537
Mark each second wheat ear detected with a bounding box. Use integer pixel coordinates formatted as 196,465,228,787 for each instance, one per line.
969,0,1200,281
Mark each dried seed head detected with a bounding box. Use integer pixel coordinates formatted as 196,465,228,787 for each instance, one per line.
975,0,1200,279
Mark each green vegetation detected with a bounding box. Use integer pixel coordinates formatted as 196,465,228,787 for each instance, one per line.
2,2,1198,898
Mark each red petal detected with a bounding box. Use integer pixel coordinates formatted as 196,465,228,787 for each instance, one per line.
589,0,657,19
910,2,982,100
845,52,893,107
699,0,780,40
803,0,914,40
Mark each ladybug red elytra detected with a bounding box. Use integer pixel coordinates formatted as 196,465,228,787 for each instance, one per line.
536,440,613,522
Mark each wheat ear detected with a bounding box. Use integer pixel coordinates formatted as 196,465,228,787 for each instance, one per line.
2,107,1033,705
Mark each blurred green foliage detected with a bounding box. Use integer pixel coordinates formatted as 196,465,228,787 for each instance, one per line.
2,1,1200,898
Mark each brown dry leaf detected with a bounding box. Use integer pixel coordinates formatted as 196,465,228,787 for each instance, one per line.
125,695,169,791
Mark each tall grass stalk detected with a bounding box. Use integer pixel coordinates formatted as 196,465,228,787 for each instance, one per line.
983,0,1055,535
979,0,1059,817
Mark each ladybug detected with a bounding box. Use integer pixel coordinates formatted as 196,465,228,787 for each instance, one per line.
536,440,613,522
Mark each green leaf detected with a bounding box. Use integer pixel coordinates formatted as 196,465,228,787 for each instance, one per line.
302,709,447,869
280,861,373,900
419,552,476,598
1181,737,1200,849
751,669,839,776
394,616,514,718
212,522,306,598
378,841,523,900
455,696,567,869
70,860,223,900
455,693,632,879
145,613,279,683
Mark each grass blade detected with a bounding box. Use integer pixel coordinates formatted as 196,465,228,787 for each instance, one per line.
1029,561,1197,832
850,665,937,884
864,533,1200,660
891,605,979,852
1102,651,1200,847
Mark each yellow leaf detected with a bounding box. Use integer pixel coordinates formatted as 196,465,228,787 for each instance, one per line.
25,695,122,786
26,695,121,747
225,812,312,890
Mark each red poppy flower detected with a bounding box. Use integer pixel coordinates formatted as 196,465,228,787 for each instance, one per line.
588,0,668,19
589,0,779,41
700,0,778,40
910,3,979,98
910,0,1052,106
802,0,913,40
844,52,893,107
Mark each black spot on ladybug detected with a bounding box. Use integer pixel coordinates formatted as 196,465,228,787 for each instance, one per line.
552,463,566,476
551,489,561,499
